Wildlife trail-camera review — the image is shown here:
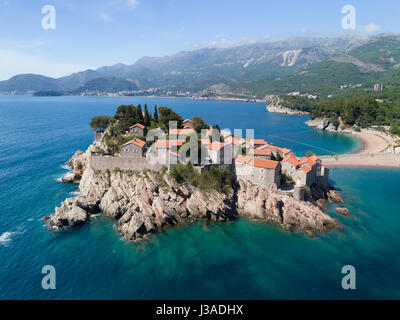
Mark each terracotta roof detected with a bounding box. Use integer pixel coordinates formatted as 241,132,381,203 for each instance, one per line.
154,139,185,149
208,142,225,151
253,149,272,156
122,138,146,148
183,119,192,123
200,138,211,145
225,136,246,146
249,139,267,146
169,128,195,135
301,165,312,173
299,157,317,167
220,130,231,138
257,143,292,155
234,155,252,164
129,123,145,129
309,155,321,162
250,158,279,169
282,155,299,166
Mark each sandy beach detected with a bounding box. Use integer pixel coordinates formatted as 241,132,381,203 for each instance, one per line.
322,129,400,168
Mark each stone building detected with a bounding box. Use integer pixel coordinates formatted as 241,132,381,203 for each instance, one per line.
281,154,328,187
233,155,281,189
128,123,145,137
120,138,146,158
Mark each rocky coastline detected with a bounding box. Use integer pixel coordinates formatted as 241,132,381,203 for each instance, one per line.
305,117,339,132
266,97,310,115
45,144,345,241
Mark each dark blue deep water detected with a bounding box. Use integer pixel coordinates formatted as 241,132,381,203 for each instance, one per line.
0,95,399,299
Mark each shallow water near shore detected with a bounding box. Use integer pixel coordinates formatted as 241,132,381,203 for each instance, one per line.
0,95,398,299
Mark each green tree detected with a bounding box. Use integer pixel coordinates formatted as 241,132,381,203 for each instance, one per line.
136,104,144,124
306,151,315,158
191,116,209,133
154,105,159,123
144,104,151,127
90,116,112,131
390,122,400,135
158,107,183,131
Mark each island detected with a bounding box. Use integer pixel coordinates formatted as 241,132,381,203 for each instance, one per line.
45,104,346,241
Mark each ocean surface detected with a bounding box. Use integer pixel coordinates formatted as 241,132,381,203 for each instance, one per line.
0,95,399,299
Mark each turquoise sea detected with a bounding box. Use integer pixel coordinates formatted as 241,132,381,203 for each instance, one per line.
0,95,399,299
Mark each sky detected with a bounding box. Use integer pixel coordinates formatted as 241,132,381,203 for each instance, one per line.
0,0,399,80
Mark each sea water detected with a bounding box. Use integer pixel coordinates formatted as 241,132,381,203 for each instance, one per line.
1,95,398,299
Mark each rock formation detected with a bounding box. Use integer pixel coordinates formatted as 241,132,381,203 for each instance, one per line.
305,118,339,132
267,97,310,115
46,146,341,240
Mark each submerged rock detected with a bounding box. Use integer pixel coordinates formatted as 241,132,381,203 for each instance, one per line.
336,207,351,216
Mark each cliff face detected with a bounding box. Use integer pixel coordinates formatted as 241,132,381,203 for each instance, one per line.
47,148,339,241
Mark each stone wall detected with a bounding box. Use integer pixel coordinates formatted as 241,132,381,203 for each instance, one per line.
90,155,164,172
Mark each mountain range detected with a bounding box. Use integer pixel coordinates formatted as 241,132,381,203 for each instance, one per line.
1,33,400,98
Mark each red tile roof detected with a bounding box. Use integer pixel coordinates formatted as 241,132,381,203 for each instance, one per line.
122,138,146,148
183,119,192,123
234,155,252,164
257,143,292,155
249,139,267,146
169,128,195,135
129,123,145,129
225,136,246,146
154,139,185,149
309,155,321,162
299,157,317,167
250,158,279,169
282,155,299,166
253,149,272,157
301,165,312,173
208,142,225,151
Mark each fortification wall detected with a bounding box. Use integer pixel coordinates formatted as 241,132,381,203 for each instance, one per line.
90,155,164,172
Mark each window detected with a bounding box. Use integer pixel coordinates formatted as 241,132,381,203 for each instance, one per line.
133,149,138,153
124,149,129,152
261,176,264,180
260,169,264,173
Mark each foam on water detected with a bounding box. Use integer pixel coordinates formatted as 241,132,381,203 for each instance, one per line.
0,232,14,245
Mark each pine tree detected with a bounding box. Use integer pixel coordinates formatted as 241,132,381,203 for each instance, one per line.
144,104,151,126
154,105,159,123
136,104,144,124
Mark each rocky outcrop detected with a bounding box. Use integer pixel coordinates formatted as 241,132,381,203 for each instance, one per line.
61,140,107,183
267,97,310,115
48,161,339,240
305,118,339,132
236,181,337,232
47,196,100,228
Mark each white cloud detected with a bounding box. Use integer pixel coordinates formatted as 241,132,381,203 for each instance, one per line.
0,49,90,80
98,0,140,22
193,35,271,49
358,23,382,34
126,0,139,10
